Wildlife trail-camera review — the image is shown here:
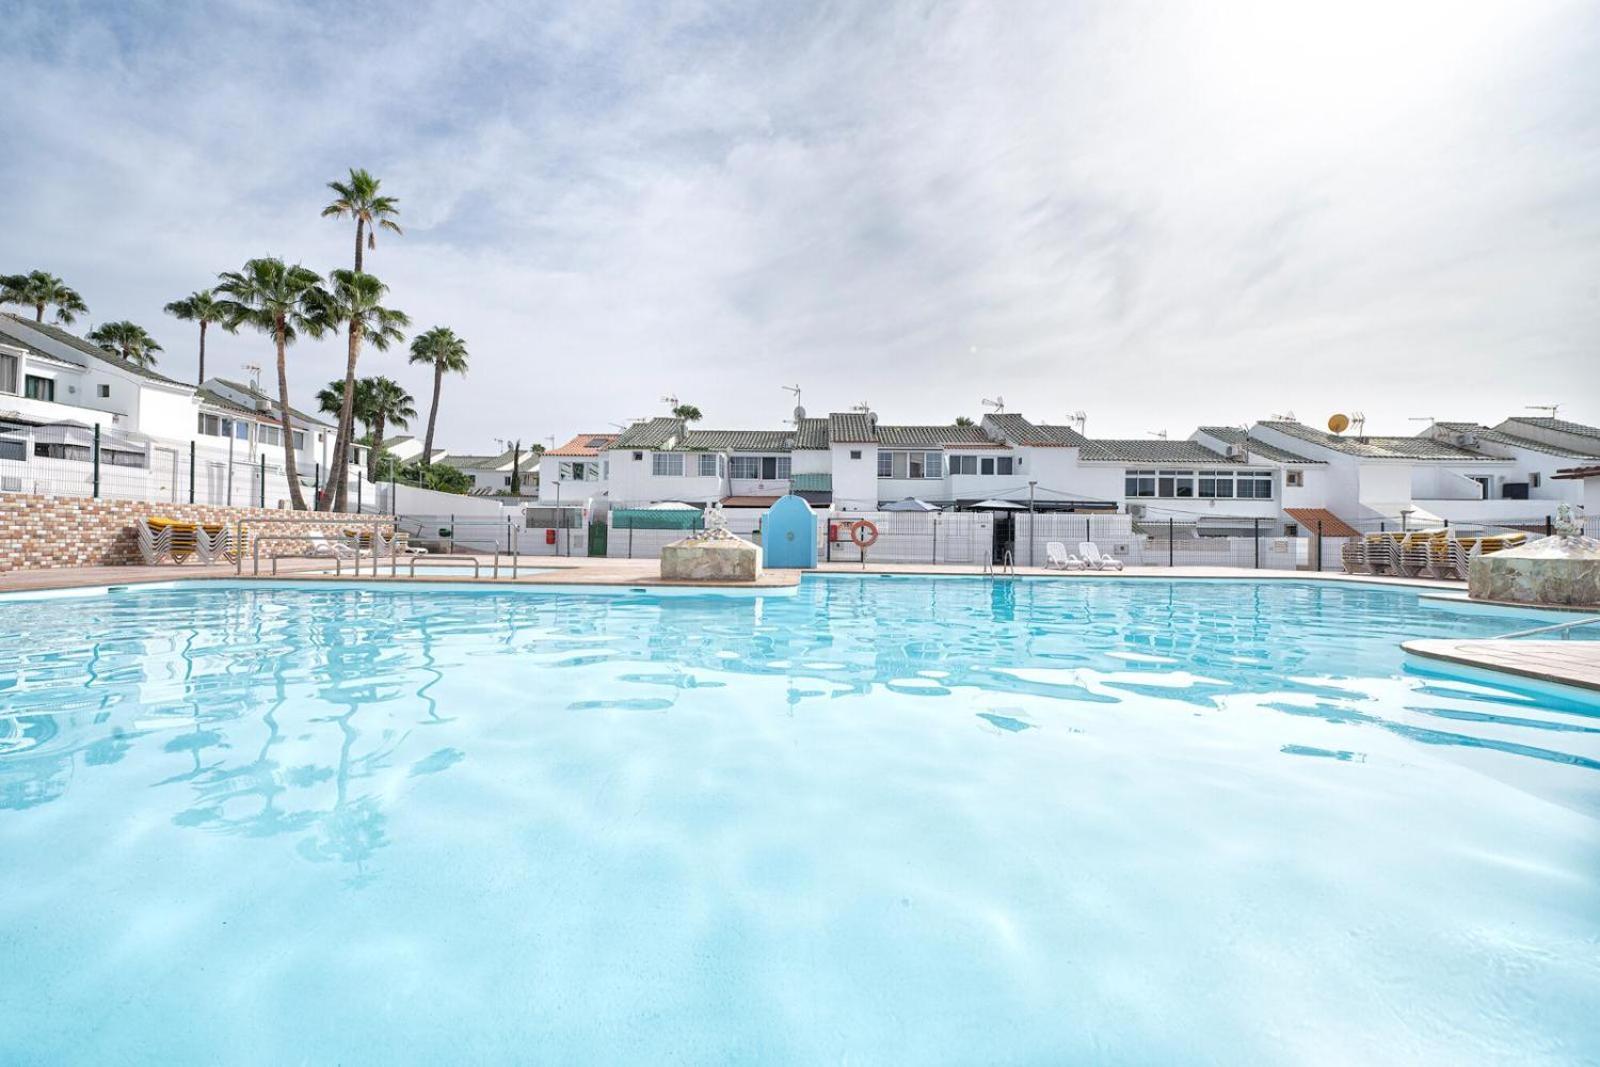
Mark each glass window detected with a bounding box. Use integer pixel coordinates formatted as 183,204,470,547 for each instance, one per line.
1285,470,1303,488
0,438,23,461
1124,470,1157,497
849,449,862,460
730,455,759,479
908,452,924,479
1236,471,1273,499
949,455,977,475
652,452,684,477
924,452,941,479
234,420,250,441
1156,469,1195,497
698,454,718,477
996,456,1014,476
260,424,281,447
23,375,54,402
0,353,17,394
98,384,111,398
981,457,995,475
776,456,791,479
877,451,894,478
293,430,306,450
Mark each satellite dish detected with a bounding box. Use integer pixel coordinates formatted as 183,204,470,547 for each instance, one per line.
793,404,807,422
1328,413,1350,434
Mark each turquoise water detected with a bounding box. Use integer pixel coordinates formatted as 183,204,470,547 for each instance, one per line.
1,577,1597,1064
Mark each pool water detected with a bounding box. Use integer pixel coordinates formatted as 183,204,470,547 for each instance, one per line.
1,577,1597,1063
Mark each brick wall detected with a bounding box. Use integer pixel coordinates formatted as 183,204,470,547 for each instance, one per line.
0,493,384,572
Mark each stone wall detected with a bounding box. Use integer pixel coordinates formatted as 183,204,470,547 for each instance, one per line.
0,493,382,572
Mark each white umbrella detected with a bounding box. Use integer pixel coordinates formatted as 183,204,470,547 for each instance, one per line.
643,501,701,510
882,497,940,512
969,498,1027,510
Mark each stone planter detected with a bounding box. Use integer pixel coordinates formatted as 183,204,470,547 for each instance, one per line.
1468,535,1600,607
660,535,762,582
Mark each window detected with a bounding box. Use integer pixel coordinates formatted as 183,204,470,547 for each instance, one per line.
1285,469,1303,488
198,413,234,438
235,421,250,441
0,353,17,394
698,454,718,477
24,375,54,402
1157,470,1194,497
1470,475,1491,500
35,442,90,462
504,476,512,487
0,438,23,461
560,461,598,481
652,452,684,477
603,460,610,480
731,455,760,479
981,457,994,475
1529,472,1541,489
878,451,943,479
996,456,1015,476
1236,471,1273,499
632,451,644,461
949,455,978,475
293,430,306,451
849,449,862,460
259,424,281,447
1125,469,1156,497
97,384,111,398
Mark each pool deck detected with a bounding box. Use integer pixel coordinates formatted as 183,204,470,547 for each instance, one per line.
5,557,1596,694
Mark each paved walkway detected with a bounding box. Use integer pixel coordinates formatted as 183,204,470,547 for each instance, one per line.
1404,639,1600,694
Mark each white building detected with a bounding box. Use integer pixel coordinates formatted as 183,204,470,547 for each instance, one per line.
536,433,616,506
452,447,540,496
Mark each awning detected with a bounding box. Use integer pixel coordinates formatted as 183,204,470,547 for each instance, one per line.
967,498,1027,511
882,497,940,512
1283,507,1360,538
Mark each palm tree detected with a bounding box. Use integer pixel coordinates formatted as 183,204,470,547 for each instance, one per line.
214,258,331,510
0,270,89,324
163,289,234,384
954,416,975,427
321,168,402,272
360,376,415,482
407,327,468,469
87,321,164,368
672,403,703,422
315,270,409,511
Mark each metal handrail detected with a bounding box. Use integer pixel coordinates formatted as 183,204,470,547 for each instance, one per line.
1496,617,1600,641
237,514,396,578
409,556,480,579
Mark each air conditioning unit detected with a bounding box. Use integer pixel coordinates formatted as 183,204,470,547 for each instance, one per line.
1224,444,1244,458
1454,432,1479,448
1128,504,1146,519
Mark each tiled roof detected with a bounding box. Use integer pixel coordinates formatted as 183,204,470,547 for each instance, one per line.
1554,464,1600,479
827,412,877,443
677,429,794,451
612,417,682,449
209,378,333,428
1197,426,1324,464
877,424,994,448
1258,420,1509,461
1283,508,1361,538
1081,439,1234,464
547,432,617,457
1,313,190,388
794,418,830,449
983,413,1055,446
1432,422,1600,460
1503,417,1600,442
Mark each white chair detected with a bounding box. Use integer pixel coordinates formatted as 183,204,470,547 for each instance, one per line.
1078,541,1124,571
1045,542,1086,570
306,530,358,559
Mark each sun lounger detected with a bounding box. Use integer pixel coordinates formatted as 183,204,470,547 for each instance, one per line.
1079,542,1124,571
1045,542,1085,570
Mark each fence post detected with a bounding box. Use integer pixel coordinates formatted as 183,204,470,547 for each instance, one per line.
1167,517,1174,567
1546,515,1553,537
1316,520,1323,572
390,465,397,515
259,454,266,507
357,475,363,514
92,424,101,498
314,461,321,501
1253,517,1260,569
932,514,938,564
628,522,634,559
449,513,455,554
187,440,196,503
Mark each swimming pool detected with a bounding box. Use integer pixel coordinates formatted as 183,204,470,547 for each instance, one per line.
1,576,1596,1062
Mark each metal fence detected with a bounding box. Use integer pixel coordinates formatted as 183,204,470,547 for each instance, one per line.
0,418,376,510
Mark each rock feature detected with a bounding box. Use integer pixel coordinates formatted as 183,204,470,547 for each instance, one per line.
659,502,762,582
1468,504,1599,607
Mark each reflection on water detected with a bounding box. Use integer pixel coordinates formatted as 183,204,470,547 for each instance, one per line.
0,577,1597,881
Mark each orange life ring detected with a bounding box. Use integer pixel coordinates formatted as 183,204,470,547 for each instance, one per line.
849,519,879,549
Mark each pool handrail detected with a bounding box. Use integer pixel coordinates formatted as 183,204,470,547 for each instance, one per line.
1495,616,1600,641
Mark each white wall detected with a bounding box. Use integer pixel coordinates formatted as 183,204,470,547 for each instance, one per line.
829,443,877,511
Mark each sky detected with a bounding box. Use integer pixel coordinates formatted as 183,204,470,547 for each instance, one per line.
4,0,1598,451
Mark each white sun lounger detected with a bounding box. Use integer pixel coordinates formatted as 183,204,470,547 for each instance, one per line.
1078,542,1124,571
1045,541,1086,570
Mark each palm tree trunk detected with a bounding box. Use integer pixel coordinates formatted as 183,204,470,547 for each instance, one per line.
422,362,443,468
324,323,363,512
354,218,365,273
274,320,308,511
34,304,43,322
197,321,207,385
367,415,385,483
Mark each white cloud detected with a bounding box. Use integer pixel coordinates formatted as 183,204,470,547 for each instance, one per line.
3,0,1597,447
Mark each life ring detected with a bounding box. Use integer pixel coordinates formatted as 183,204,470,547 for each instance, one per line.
849,520,879,549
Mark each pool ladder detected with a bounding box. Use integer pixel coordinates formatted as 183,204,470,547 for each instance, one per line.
983,550,1016,577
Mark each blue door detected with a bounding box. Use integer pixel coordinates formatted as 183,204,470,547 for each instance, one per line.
762,495,818,568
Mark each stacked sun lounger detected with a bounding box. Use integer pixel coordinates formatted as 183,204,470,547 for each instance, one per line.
136,517,245,565
1339,530,1524,580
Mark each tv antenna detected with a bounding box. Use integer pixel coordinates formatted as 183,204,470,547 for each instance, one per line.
1526,403,1561,418
981,396,1006,414
1146,429,1168,439
1350,411,1367,438
1067,410,1087,434
660,394,679,410
782,384,806,426
1270,410,1296,422
241,362,262,392
850,400,872,414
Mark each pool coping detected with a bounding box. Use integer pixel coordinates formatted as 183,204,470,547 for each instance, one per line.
1402,639,1600,695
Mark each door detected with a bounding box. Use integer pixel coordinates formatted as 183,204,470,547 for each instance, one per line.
992,513,1015,563
587,521,608,557
152,447,181,502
